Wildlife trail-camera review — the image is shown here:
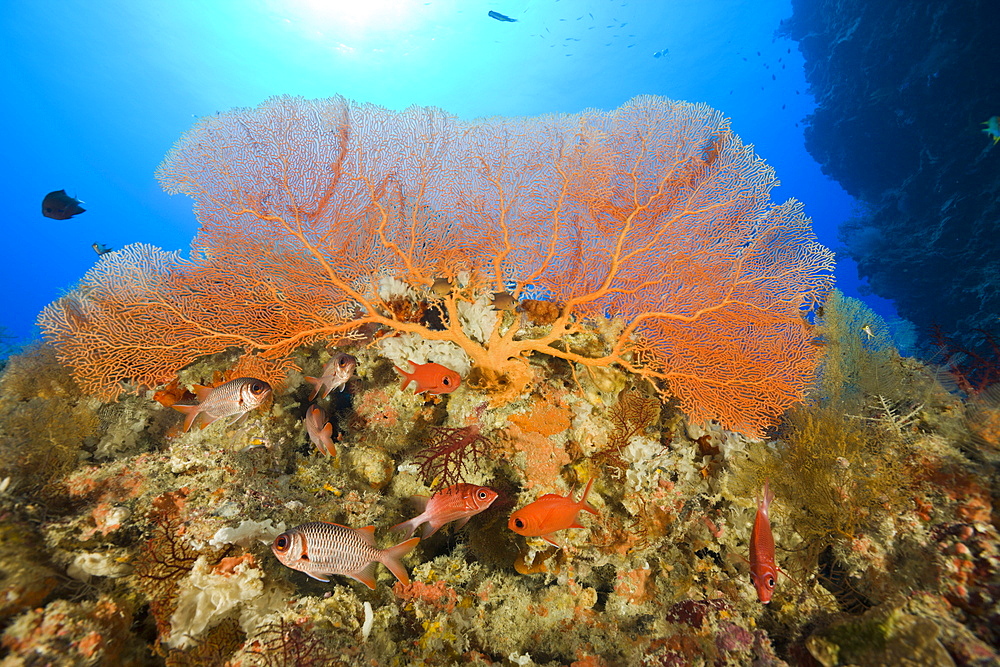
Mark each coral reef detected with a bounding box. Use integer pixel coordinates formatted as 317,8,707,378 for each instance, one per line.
2,94,998,665
3,284,1000,665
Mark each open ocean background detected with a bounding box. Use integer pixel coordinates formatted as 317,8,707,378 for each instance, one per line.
1,0,898,349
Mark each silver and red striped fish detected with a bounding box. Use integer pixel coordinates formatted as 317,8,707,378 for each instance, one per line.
271,522,420,589
304,352,357,401
171,377,271,432
750,480,778,603
391,483,499,538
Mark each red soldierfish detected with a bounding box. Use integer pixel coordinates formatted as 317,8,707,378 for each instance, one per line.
171,377,271,432
394,360,461,395
508,478,598,547
304,352,357,401
304,405,336,456
391,484,499,538
271,522,420,589
750,480,778,603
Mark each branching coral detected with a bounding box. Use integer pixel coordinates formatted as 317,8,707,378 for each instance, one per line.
243,618,340,667
131,489,203,639
412,424,493,488
594,389,660,478
39,95,833,436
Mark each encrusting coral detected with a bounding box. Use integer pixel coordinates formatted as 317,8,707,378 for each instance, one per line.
0,97,996,666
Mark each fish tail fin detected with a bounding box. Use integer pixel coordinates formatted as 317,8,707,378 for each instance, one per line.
170,404,201,433
761,479,775,514
578,477,598,514
381,537,420,585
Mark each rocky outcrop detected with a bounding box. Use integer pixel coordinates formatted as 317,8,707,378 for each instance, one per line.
783,0,1000,352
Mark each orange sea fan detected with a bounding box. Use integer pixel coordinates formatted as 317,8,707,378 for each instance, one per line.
38,95,833,436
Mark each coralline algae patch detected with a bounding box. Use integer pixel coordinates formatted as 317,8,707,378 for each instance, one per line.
0,324,999,666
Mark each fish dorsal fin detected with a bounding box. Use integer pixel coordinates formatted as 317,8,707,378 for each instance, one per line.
538,493,563,501
355,525,377,546
193,384,214,403
351,562,378,589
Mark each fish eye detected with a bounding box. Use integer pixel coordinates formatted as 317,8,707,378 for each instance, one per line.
767,577,775,588
251,382,265,393
514,518,524,528
274,535,289,551
478,490,488,499
442,377,452,386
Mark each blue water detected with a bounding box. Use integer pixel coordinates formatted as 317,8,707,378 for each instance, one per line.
1,0,896,346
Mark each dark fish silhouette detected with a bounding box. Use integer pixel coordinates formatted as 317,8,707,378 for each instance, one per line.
42,190,85,220
92,242,114,255
488,10,516,22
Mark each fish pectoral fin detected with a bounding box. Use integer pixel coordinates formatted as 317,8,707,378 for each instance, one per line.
541,535,563,548
569,521,586,529
305,572,331,583
351,562,379,590
453,516,471,530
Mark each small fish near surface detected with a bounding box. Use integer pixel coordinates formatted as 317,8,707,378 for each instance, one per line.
508,477,598,547
488,10,517,22
304,352,357,400
305,404,336,456
395,360,461,395
170,377,271,432
42,189,85,220
272,521,420,588
392,484,499,538
750,480,778,603
92,242,114,256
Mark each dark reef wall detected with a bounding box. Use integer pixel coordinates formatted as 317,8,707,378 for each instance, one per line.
783,0,1000,352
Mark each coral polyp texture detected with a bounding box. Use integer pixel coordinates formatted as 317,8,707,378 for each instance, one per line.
38,95,833,436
